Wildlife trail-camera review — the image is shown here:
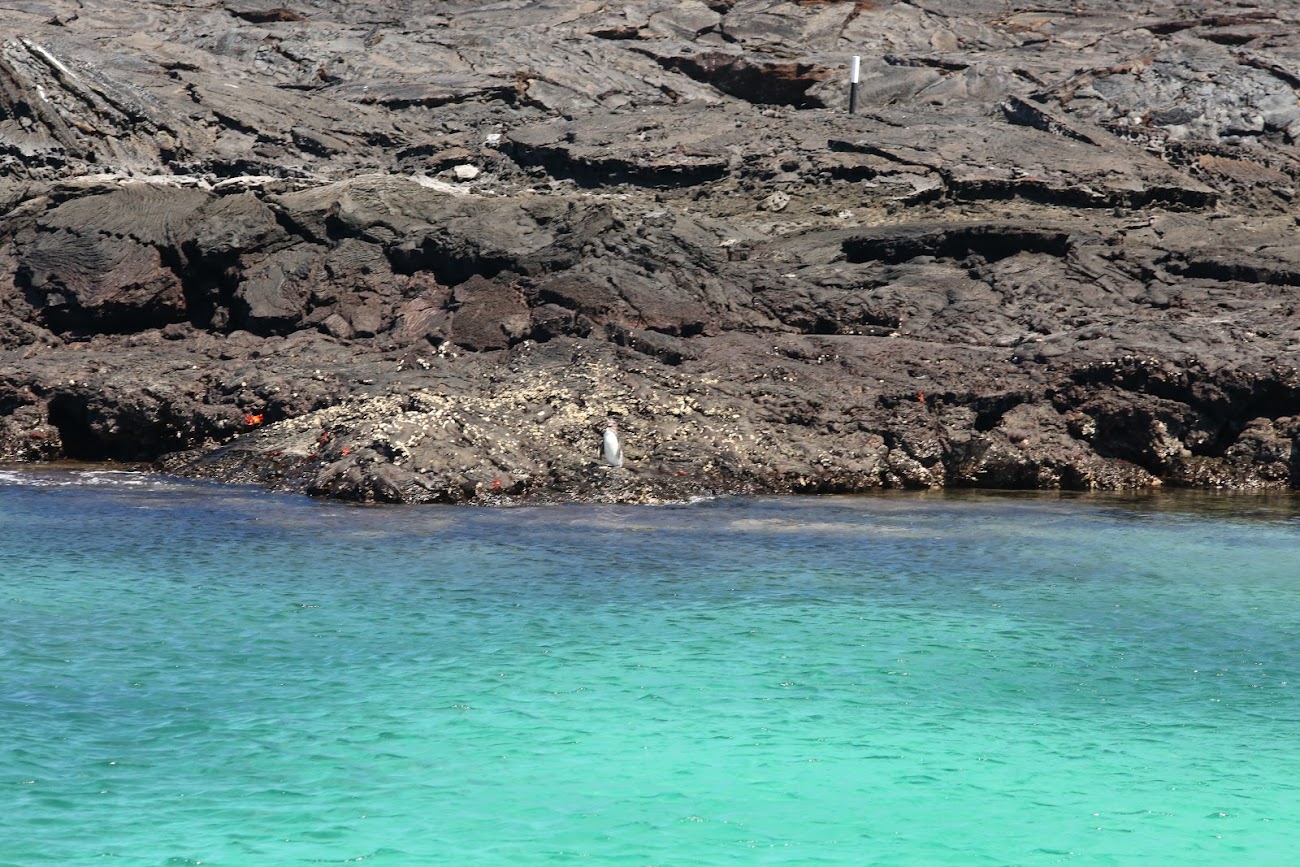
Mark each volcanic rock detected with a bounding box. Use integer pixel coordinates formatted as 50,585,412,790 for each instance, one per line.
3,0,1300,503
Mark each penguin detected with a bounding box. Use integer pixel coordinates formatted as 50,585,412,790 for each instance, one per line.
602,418,623,468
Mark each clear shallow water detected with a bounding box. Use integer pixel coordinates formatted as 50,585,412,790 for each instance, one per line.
3,470,1300,865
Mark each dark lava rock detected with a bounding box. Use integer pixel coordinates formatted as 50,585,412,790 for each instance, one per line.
4,0,1300,503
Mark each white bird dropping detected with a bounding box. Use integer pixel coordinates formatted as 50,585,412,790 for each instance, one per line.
602,418,623,468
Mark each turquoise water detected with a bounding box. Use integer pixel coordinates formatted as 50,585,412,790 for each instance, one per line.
3,470,1300,865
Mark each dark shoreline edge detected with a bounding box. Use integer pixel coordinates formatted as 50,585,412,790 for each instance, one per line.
4,462,1299,523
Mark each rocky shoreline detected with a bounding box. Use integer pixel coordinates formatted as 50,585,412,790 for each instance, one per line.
3,0,1299,504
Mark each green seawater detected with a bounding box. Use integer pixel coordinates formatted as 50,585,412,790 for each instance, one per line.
3,470,1299,865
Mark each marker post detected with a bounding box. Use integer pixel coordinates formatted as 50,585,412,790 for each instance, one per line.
849,55,860,115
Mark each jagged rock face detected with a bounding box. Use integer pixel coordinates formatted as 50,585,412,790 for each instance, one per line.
2,0,1300,503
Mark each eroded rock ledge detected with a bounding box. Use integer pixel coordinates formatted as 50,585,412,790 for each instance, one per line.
3,0,1300,503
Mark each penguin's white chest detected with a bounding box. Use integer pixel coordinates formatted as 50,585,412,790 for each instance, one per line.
602,428,623,467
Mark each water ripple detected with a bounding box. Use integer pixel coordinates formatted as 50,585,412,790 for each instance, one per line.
4,483,1300,863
